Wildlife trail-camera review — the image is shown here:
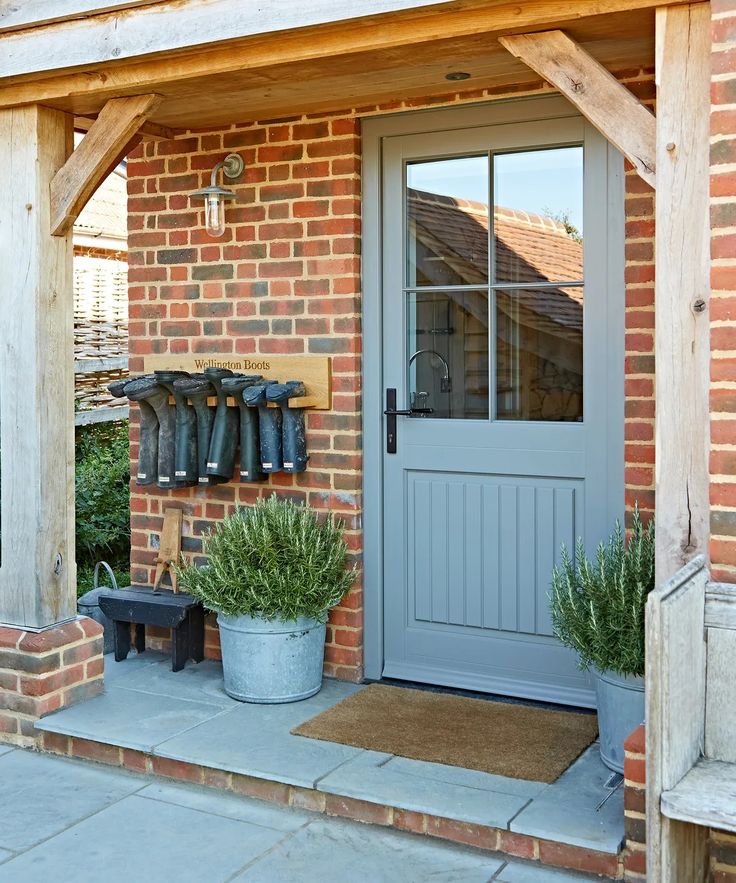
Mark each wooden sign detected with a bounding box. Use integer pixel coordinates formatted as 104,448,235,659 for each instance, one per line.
142,354,332,410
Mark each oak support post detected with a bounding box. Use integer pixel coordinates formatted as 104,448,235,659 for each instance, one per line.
649,4,711,882
0,104,76,630
654,2,711,585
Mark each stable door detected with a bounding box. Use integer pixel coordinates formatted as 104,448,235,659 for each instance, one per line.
380,113,623,708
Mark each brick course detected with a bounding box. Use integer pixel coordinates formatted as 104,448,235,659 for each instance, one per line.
623,724,646,882
0,618,104,747
712,0,736,581
127,73,656,680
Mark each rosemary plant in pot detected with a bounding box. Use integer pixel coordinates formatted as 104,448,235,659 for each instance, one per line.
550,508,655,773
178,496,355,704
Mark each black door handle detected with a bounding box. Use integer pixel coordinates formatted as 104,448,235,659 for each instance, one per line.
385,388,400,454
385,389,434,453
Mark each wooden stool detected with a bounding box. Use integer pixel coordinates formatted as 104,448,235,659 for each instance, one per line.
98,586,205,672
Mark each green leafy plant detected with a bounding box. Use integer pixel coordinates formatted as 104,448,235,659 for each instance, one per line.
550,507,655,677
177,495,356,621
75,420,131,596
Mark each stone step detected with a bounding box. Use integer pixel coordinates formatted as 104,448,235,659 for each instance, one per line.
34,654,625,879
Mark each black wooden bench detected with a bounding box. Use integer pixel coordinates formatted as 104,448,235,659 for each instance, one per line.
98,586,205,672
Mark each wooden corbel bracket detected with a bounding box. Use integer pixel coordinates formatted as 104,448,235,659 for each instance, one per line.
50,93,162,236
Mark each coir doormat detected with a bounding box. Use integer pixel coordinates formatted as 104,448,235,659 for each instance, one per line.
292,684,598,783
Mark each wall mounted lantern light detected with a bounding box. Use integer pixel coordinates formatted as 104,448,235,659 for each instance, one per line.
190,152,244,238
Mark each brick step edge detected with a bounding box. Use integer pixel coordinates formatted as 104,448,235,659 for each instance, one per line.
39,731,623,879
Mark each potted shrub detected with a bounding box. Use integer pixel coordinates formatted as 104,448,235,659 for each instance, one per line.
550,507,654,773
178,495,355,704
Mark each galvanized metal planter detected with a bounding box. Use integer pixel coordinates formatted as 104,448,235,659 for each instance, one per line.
594,669,645,773
217,613,326,704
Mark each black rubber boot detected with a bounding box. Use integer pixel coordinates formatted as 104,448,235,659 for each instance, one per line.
109,377,157,486
155,370,197,488
244,381,282,473
173,375,227,486
266,381,309,473
204,367,239,480
221,375,266,483
107,378,130,399
122,377,170,487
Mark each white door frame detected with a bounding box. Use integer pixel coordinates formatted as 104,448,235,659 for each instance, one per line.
361,95,625,682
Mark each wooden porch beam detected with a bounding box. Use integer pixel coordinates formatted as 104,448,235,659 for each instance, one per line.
0,1,165,35
499,29,656,188
50,93,160,236
0,0,693,111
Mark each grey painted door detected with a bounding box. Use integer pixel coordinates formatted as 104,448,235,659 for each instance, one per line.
380,113,624,708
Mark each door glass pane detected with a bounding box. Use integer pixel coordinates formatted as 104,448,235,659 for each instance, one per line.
407,157,489,287
495,286,583,422
493,147,583,286
407,289,489,420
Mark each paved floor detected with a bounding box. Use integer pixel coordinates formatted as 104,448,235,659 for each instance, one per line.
36,652,624,855
0,749,600,882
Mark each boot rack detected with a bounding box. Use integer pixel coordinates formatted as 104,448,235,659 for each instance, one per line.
109,355,331,490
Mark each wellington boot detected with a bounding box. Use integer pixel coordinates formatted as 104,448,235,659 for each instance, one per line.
266,381,309,473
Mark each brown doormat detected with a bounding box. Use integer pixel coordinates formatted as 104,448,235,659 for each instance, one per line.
292,684,598,783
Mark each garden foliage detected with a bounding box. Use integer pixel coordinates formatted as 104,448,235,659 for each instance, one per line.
75,420,130,594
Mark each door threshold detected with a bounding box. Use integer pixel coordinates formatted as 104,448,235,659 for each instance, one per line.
366,676,595,716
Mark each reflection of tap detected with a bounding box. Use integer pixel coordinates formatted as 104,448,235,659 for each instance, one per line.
409,349,452,392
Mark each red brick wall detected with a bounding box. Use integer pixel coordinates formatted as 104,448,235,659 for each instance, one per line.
127,111,364,678
127,73,656,680
711,0,736,581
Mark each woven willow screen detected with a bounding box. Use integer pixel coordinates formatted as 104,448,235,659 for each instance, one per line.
74,253,129,411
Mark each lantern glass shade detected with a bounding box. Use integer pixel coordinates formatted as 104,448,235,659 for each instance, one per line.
204,194,226,238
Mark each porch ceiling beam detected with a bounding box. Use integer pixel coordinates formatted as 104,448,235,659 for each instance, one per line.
498,29,656,188
0,0,163,35
51,93,160,236
0,0,693,109
73,113,177,143
0,0,468,80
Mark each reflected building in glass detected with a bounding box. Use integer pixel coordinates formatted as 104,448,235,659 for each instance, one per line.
405,148,584,423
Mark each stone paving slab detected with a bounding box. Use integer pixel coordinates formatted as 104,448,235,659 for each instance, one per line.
154,679,365,788
116,657,235,707
0,793,289,883
0,750,143,852
496,860,598,882
138,779,313,831
384,755,547,799
103,649,167,683
316,750,533,828
234,815,505,882
510,746,624,853
36,684,228,752
0,745,14,758
0,749,601,883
